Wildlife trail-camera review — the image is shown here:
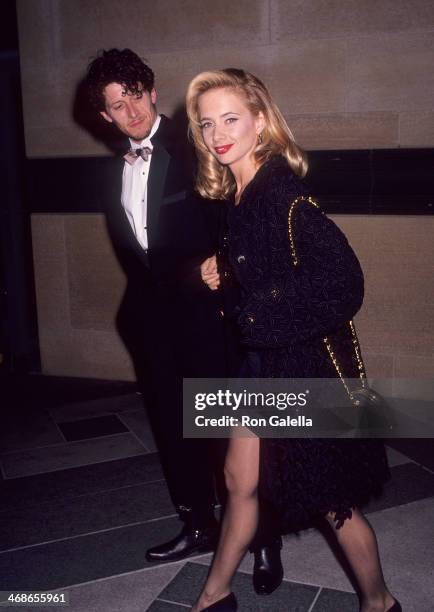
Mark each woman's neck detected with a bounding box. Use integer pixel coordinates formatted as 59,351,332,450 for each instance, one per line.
231,156,259,204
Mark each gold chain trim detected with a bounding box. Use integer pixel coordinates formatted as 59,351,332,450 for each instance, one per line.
288,195,366,404
349,320,367,382
288,196,320,266
324,322,366,403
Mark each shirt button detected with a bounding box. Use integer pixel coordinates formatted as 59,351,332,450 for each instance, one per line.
237,255,246,263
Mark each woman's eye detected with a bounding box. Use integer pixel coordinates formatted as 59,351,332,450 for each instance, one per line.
201,122,212,129
226,117,238,124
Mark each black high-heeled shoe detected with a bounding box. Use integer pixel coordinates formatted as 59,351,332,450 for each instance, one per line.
201,592,237,611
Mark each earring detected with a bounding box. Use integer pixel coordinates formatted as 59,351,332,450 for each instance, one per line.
257,132,263,144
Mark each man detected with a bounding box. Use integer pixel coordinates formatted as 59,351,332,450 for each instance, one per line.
84,49,282,593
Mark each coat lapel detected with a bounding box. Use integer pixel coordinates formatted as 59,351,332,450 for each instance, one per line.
147,142,170,249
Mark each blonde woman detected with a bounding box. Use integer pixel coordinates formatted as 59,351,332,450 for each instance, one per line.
185,69,400,612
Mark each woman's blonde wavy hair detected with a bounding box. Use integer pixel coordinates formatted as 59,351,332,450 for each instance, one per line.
186,68,308,200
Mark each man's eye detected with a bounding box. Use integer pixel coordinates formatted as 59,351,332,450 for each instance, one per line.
113,105,123,110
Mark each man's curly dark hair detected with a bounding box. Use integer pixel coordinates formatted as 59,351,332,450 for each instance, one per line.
86,48,155,111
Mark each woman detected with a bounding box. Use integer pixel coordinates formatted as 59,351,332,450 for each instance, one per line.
186,69,400,612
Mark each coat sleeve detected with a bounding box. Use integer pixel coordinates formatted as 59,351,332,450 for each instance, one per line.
238,175,364,348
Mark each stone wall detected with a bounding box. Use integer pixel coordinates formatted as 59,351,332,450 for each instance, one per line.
16,0,434,157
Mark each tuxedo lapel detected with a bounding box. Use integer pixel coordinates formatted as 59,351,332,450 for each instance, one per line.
147,143,170,249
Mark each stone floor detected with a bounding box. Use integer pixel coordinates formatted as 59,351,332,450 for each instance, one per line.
0,373,433,611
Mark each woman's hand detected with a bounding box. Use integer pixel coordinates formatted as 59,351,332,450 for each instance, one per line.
200,255,220,290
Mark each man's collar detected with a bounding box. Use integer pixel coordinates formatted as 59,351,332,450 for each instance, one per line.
128,114,162,149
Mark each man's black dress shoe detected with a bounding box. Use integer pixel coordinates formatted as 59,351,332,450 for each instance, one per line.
145,522,219,562
201,592,237,611
252,536,284,595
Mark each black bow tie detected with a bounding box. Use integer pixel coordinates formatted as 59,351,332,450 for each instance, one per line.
126,146,152,162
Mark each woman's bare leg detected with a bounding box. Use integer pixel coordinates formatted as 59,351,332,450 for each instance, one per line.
191,435,260,611
325,508,396,612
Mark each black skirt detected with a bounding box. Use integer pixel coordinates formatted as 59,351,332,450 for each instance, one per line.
241,350,391,532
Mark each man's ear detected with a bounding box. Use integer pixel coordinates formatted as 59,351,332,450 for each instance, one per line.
150,88,157,104
100,111,113,124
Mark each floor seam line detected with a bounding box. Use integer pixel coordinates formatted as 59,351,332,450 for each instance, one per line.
0,477,167,515
0,431,143,457
116,412,152,452
0,513,179,553
307,586,323,611
189,561,357,593
156,597,190,608
0,449,148,479
41,558,187,591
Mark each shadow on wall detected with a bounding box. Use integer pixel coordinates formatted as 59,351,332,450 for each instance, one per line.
72,76,125,154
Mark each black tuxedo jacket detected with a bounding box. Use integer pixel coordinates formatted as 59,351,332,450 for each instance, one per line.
104,115,220,287
103,115,225,373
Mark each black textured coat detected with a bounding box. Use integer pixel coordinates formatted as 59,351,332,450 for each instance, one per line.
226,155,390,531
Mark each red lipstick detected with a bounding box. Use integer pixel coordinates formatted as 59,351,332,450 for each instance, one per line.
215,144,233,155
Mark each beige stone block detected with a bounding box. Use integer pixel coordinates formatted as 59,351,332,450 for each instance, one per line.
69,329,135,380
289,112,399,150
356,328,433,358
364,263,434,306
31,215,69,330
347,32,434,112
270,0,434,42
359,292,432,331
20,88,65,133
152,39,347,115
37,321,135,381
399,111,434,147
65,214,126,331
395,355,434,378
56,0,270,59
266,40,347,114
36,327,74,376
323,218,433,360
361,352,395,379
19,61,71,133
31,213,134,380
357,271,434,352
25,126,112,159
370,216,434,252
16,0,53,67
31,214,73,374
147,45,271,118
